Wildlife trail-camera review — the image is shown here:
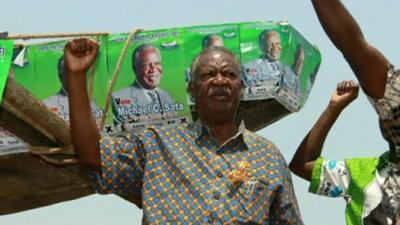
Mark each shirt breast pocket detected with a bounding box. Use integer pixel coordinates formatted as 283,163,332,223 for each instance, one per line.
235,177,271,221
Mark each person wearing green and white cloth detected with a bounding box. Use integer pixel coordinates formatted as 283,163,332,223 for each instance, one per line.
309,152,400,225
290,80,400,225
290,0,400,224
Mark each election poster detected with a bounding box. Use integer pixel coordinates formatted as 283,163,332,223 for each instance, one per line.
14,37,108,124
0,20,321,155
107,29,191,133
240,21,321,111
0,40,27,155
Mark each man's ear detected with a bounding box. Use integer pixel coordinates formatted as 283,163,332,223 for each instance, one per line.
188,81,195,96
240,79,244,97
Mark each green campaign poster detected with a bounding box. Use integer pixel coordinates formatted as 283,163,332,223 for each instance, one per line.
107,29,191,133
13,37,108,123
0,40,27,155
13,45,37,94
0,40,14,104
240,21,321,111
1,20,322,155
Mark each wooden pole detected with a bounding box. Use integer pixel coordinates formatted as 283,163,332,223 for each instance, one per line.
0,73,71,146
1,32,109,40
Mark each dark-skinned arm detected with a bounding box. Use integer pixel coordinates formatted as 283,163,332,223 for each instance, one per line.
289,80,359,181
65,38,101,169
311,0,388,99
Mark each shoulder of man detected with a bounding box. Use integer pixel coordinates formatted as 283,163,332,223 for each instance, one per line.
244,130,282,154
43,94,59,105
112,85,147,99
112,86,131,98
243,58,264,68
157,88,175,101
43,93,68,106
136,123,188,143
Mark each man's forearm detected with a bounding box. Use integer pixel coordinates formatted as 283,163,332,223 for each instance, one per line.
67,72,101,168
290,103,343,180
304,103,343,158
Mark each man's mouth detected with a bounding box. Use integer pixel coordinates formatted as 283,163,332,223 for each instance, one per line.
209,88,231,99
146,73,160,81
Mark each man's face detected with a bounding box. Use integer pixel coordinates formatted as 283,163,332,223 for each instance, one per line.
209,37,224,48
136,48,163,89
190,50,243,121
265,32,282,61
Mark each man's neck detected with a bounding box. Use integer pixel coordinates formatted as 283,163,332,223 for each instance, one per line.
389,150,400,165
202,118,239,144
262,55,277,62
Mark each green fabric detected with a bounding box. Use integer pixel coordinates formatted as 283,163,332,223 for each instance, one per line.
309,152,390,225
309,156,325,193
344,156,381,225
0,40,14,105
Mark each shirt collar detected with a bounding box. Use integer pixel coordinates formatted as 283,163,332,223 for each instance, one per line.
379,151,400,169
192,119,249,147
260,56,278,63
135,80,159,93
59,88,68,96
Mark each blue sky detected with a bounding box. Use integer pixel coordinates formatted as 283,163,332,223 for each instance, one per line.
1,0,399,224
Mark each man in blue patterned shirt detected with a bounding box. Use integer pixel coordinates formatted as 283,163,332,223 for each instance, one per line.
64,38,303,224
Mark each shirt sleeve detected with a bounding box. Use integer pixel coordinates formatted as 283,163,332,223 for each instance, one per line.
89,132,147,196
269,142,304,225
309,157,351,198
368,65,400,120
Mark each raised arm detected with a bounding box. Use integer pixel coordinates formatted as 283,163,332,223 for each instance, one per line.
65,38,101,168
289,80,359,181
311,0,388,99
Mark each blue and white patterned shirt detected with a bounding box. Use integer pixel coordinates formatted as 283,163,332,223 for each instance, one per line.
91,121,303,224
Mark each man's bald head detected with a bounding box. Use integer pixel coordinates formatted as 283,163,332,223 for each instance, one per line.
190,46,241,82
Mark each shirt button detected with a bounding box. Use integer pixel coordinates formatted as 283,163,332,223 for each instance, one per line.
213,191,220,200
216,172,223,178
215,219,223,225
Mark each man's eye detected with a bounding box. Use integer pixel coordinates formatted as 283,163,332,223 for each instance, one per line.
228,72,236,77
142,64,151,69
201,72,213,79
225,72,237,78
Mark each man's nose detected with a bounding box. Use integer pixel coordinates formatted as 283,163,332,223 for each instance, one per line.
211,73,228,85
148,63,156,72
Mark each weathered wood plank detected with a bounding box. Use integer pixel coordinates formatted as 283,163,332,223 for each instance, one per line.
0,153,92,215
